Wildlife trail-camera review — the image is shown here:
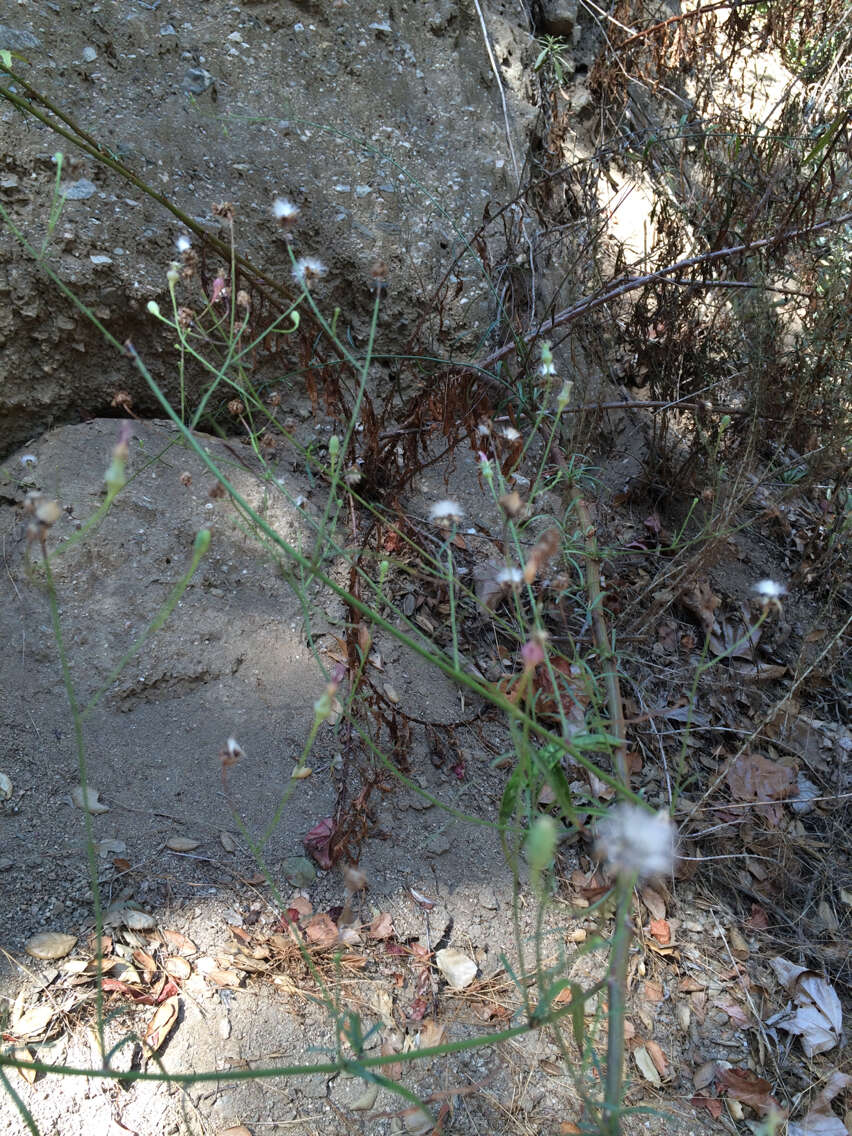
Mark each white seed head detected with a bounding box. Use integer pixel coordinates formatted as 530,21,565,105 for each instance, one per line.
753,579,787,598
292,256,327,287
226,737,244,760
176,234,191,253
273,197,299,220
496,566,524,589
596,804,675,879
429,499,464,525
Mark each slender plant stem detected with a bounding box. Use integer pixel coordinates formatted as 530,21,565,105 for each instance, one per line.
603,872,635,1136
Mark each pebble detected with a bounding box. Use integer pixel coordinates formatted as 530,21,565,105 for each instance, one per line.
0,25,41,51
63,179,97,201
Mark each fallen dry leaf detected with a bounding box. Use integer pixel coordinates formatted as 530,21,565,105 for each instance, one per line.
11,1003,56,1040
787,1072,851,1136
419,1018,446,1048
166,836,200,852
368,912,395,940
164,956,191,980
678,577,721,634
727,753,796,823
633,1045,661,1087
71,785,108,814
304,913,339,948
768,958,842,1056
25,932,76,961
12,1047,36,1085
640,886,666,921
691,1095,723,1119
717,1067,784,1116
649,919,671,945
162,929,197,954
645,1039,668,1077
144,995,179,1053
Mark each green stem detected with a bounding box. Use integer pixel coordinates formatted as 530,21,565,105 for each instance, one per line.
603,872,635,1136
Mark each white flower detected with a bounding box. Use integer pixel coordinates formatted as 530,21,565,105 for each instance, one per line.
176,234,191,253
596,804,675,879
429,499,464,525
273,197,299,221
501,426,521,442
539,359,557,377
753,579,786,598
292,256,327,287
19,454,37,468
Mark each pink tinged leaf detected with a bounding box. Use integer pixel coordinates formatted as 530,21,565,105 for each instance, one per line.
304,817,337,869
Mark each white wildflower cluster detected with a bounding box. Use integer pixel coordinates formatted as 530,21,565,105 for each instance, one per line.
596,803,675,879
175,234,191,254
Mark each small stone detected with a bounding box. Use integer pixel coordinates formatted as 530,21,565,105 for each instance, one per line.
63,179,97,201
435,947,477,989
0,25,41,51
81,46,97,62
182,68,214,95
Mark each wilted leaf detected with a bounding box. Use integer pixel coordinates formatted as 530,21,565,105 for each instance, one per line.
768,959,842,1056
693,1060,717,1090
12,1003,56,1040
164,957,191,980
727,753,796,823
289,895,313,918
304,817,336,869
678,578,721,634
640,886,666,921
649,919,671,945
419,1018,445,1048
101,977,156,1004
12,1048,36,1084
204,966,241,988
717,1067,783,1116
166,836,200,852
691,1095,723,1119
788,1072,851,1135
304,913,339,948
219,831,237,852
71,785,109,814
107,907,156,931
645,1039,668,1077
25,932,76,961
368,912,395,940
144,994,179,1052
162,929,197,954
634,1046,661,1086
